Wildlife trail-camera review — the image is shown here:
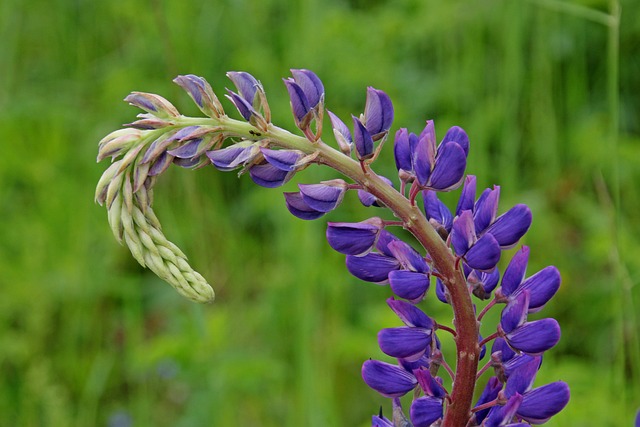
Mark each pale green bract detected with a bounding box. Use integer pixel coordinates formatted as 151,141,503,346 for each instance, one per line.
95,99,217,303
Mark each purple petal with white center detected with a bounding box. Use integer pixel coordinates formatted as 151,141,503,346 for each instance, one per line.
387,240,429,273
206,144,256,171
361,360,417,398
451,210,475,257
290,69,324,108
484,393,523,427
389,270,430,303
424,191,453,234
414,369,447,399
504,355,542,397
513,266,561,313
500,246,530,297
464,232,501,271
260,148,303,171
386,297,434,329
473,186,500,234
486,204,532,249
327,110,352,154
409,396,443,427
225,90,254,121
249,163,292,188
167,138,203,159
227,71,259,104
283,78,310,123
299,182,346,212
376,229,401,257
283,192,324,220
518,381,570,424
500,291,530,334
441,125,469,157
428,141,467,191
394,128,412,172
474,377,502,424
326,219,383,255
378,327,431,359
456,174,477,216
352,115,374,160
346,253,401,283
506,318,561,355
364,87,394,137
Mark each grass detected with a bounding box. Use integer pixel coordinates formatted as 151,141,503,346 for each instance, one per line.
0,0,639,425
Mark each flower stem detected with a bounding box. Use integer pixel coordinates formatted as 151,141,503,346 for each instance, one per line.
184,115,480,426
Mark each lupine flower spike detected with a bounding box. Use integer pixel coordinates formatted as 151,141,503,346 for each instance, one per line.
95,70,574,426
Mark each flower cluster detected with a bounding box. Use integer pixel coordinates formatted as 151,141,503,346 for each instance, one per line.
95,69,570,425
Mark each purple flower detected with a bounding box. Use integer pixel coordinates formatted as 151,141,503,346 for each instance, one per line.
346,252,401,284
497,246,561,313
409,370,446,427
225,71,266,127
378,298,434,360
283,69,324,131
248,162,294,188
371,412,393,427
206,142,259,171
353,115,375,160
327,110,353,155
473,377,502,424
450,210,501,271
412,121,468,191
326,218,385,255
361,360,417,398
173,74,224,118
283,192,325,220
363,87,394,140
358,175,394,207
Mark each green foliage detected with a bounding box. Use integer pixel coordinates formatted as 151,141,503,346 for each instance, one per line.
0,0,638,425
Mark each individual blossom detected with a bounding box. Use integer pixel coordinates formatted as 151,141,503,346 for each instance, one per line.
225,71,269,130
173,74,224,118
495,246,561,313
377,298,435,360
326,217,385,255
283,69,325,137
327,110,353,155
409,370,447,427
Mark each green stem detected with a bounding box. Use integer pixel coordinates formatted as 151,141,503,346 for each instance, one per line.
183,115,479,425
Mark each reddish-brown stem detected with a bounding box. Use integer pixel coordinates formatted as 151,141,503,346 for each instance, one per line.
478,331,499,349
436,323,457,337
477,298,497,322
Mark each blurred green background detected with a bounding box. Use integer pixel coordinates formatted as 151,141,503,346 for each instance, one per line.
1,0,639,425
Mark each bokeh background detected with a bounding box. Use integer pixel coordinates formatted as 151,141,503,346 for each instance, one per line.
1,0,639,425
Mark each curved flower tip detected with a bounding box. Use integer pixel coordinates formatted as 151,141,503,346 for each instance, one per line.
500,291,530,334
427,141,467,190
346,253,400,283
298,180,347,213
353,115,374,160
473,186,501,234
484,393,523,427
364,87,394,139
387,297,434,329
371,413,393,427
283,192,325,220
326,218,384,255
361,360,417,398
387,240,429,273
283,78,311,126
516,265,561,313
